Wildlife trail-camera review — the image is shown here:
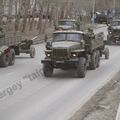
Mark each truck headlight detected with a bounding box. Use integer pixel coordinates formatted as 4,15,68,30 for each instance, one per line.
46,53,51,57
72,53,77,57
109,31,112,34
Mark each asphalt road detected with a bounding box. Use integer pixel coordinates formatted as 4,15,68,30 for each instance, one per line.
0,26,120,120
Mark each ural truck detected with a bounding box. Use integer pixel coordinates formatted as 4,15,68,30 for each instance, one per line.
41,30,109,78
55,19,81,31
0,30,35,67
107,19,120,45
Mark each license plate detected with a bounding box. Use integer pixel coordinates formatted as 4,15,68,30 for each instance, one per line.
56,61,64,63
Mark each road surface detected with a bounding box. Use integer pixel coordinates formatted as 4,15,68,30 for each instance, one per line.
0,26,120,120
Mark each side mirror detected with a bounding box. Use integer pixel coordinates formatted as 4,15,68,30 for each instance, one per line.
54,22,57,29
45,35,48,42
46,42,52,50
108,25,112,30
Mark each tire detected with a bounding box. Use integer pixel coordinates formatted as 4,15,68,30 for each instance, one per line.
43,62,53,77
107,35,111,45
104,47,109,59
30,46,35,58
0,53,9,67
89,51,97,70
77,57,86,78
96,50,100,68
9,49,15,65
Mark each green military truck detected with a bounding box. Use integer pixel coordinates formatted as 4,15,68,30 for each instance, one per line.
55,19,81,31
0,29,35,67
41,30,109,78
107,19,120,45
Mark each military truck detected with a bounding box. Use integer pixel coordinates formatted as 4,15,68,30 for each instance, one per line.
107,19,120,45
41,30,109,78
0,30,35,67
94,12,111,24
55,19,81,31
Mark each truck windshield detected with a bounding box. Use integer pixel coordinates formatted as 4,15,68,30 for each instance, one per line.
111,21,120,26
58,21,75,26
53,33,81,42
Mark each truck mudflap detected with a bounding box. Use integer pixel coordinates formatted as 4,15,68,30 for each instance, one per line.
41,58,79,64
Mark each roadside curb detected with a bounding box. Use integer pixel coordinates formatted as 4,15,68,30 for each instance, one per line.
116,104,120,120
68,65,120,120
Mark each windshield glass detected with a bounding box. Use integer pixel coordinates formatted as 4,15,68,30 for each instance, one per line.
111,21,120,26
53,33,81,42
58,21,75,26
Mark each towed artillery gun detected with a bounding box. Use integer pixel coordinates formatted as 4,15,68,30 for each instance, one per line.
107,19,120,45
41,29,109,78
0,28,35,67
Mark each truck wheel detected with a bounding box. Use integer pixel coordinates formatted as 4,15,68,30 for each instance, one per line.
77,57,86,78
43,62,53,77
89,51,97,70
107,35,111,45
0,53,9,67
104,47,109,59
30,46,35,58
9,49,15,65
96,50,100,68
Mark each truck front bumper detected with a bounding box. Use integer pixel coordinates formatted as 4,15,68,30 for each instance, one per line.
41,58,79,64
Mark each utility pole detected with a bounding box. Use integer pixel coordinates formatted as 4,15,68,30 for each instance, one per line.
92,0,95,24
113,0,116,11
113,0,116,16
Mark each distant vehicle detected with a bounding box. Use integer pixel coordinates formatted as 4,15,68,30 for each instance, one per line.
107,19,120,45
0,29,35,67
55,19,81,31
94,12,112,24
41,30,109,78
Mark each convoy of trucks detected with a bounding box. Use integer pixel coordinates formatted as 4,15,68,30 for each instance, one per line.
3,16,120,78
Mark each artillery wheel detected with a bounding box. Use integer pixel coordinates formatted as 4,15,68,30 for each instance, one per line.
9,49,15,65
30,46,35,58
0,53,9,67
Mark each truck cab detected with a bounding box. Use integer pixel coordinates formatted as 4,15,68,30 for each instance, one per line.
55,19,81,31
107,19,120,44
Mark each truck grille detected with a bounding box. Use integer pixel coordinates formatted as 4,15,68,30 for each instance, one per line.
52,48,68,59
